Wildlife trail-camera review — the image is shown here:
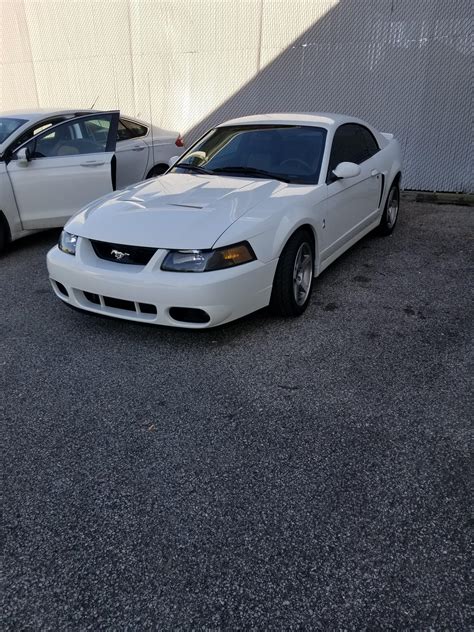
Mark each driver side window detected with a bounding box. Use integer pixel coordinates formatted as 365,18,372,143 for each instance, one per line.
327,123,380,181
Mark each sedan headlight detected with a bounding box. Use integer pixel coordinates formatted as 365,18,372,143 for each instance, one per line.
161,241,256,272
58,231,78,255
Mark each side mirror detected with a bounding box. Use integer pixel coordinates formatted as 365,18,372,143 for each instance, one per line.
17,147,31,166
332,161,361,179
168,155,179,167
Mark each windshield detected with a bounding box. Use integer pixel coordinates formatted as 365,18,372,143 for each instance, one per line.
173,124,327,184
0,118,27,144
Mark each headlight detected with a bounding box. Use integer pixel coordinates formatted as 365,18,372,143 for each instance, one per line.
161,241,256,272
58,231,78,255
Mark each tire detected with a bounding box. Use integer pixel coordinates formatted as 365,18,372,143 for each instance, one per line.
270,229,314,317
146,164,168,179
378,183,400,235
0,216,10,256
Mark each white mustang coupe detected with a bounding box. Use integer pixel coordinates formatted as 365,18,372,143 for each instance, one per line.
47,113,402,328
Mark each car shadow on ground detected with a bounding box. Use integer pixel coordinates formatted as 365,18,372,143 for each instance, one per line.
3,227,62,257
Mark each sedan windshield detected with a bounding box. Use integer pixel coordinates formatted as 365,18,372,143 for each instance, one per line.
173,125,327,185
0,117,27,144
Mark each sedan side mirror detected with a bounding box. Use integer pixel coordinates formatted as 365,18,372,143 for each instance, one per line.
332,161,361,179
17,147,31,166
168,155,179,167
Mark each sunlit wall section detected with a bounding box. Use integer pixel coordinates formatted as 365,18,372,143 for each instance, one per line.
1,0,38,109
127,0,264,131
22,0,135,113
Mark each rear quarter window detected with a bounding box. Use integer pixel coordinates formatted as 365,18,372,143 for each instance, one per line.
358,126,379,160
118,118,148,141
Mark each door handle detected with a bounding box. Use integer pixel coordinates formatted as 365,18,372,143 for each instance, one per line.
80,161,105,167
371,169,380,177
132,146,145,151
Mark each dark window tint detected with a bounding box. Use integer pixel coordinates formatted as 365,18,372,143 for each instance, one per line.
327,123,380,179
0,117,27,144
174,125,327,185
358,125,379,160
117,118,147,141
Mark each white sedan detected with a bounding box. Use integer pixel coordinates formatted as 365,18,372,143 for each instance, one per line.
0,109,183,253
47,113,402,328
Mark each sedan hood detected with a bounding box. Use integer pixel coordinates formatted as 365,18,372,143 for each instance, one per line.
67,173,284,249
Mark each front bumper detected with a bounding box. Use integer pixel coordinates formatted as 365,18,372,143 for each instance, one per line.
46,238,277,328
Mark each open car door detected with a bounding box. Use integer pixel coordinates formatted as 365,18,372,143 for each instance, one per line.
6,111,119,229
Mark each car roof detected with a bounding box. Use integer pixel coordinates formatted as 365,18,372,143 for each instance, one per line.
0,108,150,122
0,108,157,132
217,112,368,129
0,108,95,122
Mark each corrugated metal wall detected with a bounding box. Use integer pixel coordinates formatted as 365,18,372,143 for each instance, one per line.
1,0,472,191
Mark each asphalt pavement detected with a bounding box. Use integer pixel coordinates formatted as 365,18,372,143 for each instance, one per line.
1,199,472,630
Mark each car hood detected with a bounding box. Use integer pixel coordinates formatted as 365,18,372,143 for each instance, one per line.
67,173,285,249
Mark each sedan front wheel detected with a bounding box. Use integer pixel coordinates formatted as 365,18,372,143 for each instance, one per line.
270,229,314,317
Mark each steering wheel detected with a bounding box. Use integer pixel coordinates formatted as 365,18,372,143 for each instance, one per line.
279,158,312,173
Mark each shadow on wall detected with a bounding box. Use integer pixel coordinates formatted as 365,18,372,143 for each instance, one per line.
183,0,472,193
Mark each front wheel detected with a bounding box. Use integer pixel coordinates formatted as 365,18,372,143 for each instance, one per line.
270,230,314,317
378,183,400,235
0,217,10,256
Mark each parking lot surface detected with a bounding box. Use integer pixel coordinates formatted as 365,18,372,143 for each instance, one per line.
2,199,472,630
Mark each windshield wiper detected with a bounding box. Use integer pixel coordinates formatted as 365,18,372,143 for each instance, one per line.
173,163,212,175
211,166,290,183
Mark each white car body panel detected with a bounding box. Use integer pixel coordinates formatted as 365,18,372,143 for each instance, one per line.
143,135,183,176
115,136,149,189
47,112,402,328
66,173,286,250
7,151,115,229
322,157,381,261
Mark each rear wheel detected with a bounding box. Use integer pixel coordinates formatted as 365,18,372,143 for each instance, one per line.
146,164,168,179
270,230,314,317
378,183,400,235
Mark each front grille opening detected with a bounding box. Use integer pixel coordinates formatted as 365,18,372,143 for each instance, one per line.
103,296,135,311
169,307,210,324
90,240,157,266
55,281,68,297
139,302,157,315
84,291,100,305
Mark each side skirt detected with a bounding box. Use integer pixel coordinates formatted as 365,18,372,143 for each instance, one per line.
317,218,381,276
